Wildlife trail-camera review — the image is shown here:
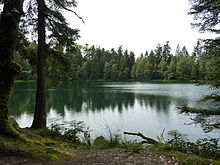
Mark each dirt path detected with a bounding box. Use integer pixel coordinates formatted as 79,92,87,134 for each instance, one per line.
63,148,179,165
53,148,179,165
0,148,179,165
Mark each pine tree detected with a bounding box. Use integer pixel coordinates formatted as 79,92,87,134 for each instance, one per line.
189,0,220,33
22,0,81,129
31,0,47,128
189,0,220,87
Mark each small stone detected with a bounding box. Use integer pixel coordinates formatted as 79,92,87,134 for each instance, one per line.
159,156,165,161
126,163,133,165
128,155,133,159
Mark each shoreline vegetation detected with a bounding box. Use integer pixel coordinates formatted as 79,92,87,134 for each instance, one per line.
177,105,220,132
178,105,220,115
0,121,220,165
15,79,199,83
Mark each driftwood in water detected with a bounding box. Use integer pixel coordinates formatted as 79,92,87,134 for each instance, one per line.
124,132,159,145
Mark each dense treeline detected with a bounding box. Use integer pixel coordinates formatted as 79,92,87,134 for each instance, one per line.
16,40,219,83
16,44,135,80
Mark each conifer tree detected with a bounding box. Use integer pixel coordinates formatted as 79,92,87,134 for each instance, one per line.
23,0,82,128
189,0,220,88
189,0,220,33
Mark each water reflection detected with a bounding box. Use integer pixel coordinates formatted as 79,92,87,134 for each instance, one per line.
10,82,207,117
10,82,36,115
9,81,219,140
11,82,137,115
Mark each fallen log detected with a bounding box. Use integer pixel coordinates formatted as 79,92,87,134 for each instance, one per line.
124,132,159,145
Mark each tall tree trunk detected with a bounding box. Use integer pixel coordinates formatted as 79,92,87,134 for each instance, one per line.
0,0,24,136
31,0,47,129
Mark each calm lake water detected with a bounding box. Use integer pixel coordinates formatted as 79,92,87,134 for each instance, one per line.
10,81,220,141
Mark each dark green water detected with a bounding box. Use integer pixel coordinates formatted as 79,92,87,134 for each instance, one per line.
10,81,219,141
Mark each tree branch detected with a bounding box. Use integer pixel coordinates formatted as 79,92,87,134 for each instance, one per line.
124,132,159,145
57,2,85,24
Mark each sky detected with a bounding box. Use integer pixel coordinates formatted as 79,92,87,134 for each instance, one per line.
0,0,217,56
67,0,216,55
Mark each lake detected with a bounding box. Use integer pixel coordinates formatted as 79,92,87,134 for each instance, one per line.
10,81,220,141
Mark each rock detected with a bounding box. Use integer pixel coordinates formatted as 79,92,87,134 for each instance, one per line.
93,136,109,149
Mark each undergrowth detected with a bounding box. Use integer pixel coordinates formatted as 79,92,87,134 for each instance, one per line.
163,130,220,160
1,119,220,164
37,120,91,147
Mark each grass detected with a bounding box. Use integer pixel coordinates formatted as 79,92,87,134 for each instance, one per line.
147,144,220,165
1,123,220,164
170,151,220,165
0,129,73,163
15,80,36,83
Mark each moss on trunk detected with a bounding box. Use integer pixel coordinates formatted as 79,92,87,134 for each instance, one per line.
0,61,21,137
0,0,24,137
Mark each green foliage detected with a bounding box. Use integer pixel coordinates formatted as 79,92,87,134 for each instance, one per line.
167,130,189,149
104,125,123,148
189,0,220,88
167,57,177,79
196,138,220,159
176,55,196,80
16,39,220,85
0,117,20,138
178,105,220,115
38,121,91,147
201,94,220,102
171,151,220,165
120,140,143,153
0,131,72,163
92,129,143,152
166,130,220,159
14,51,36,80
107,133,122,148
158,57,168,79
205,54,220,88
37,125,63,139
178,105,220,133
93,136,109,149
189,0,220,33
22,0,80,48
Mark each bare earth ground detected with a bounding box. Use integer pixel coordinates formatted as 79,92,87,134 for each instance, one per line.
0,148,179,165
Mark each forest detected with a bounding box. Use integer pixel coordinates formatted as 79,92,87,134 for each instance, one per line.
0,0,220,164
16,40,220,86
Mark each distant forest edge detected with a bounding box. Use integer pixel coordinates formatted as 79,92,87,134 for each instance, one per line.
16,40,220,86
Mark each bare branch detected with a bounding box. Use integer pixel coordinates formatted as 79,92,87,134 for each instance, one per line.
124,132,159,145
57,2,85,24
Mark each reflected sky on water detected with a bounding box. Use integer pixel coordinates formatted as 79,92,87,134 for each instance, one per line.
10,81,220,141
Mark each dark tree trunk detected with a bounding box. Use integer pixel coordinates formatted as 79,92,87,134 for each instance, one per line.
0,0,24,136
31,0,47,129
